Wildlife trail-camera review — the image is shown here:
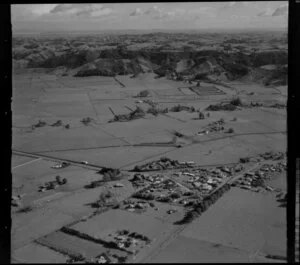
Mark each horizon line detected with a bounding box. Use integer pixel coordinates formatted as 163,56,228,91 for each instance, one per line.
12,27,287,35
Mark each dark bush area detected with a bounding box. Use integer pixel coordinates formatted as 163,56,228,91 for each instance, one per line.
170,193,181,199
229,97,243,106
252,51,287,67
81,117,94,126
135,90,150,98
220,62,249,79
206,103,237,111
17,205,33,213
84,180,105,189
240,157,250,163
198,112,205,119
174,184,231,225
88,190,115,208
169,104,196,113
157,196,172,203
75,69,115,77
32,120,47,128
132,192,155,201
143,99,158,108
226,128,235,133
51,120,62,127
109,106,146,122
146,106,168,116
39,52,86,69
99,167,122,182
85,168,121,188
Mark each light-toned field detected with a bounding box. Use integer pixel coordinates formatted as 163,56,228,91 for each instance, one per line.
12,210,74,250
148,236,254,263
13,126,127,153
12,154,37,168
132,201,186,224
122,132,286,170
37,231,107,259
12,158,100,197
12,242,68,263
182,176,286,255
41,146,175,169
71,209,173,241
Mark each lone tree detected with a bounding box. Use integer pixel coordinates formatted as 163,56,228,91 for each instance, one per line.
81,117,93,126
230,97,242,106
198,112,205,120
33,120,47,128
136,90,150,98
61,178,67,184
51,120,62,127
55,175,62,183
226,128,234,133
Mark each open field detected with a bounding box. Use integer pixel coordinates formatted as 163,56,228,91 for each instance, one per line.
12,158,101,198
41,146,175,169
36,230,107,259
181,188,286,255
148,236,254,263
147,172,286,263
71,209,173,241
119,199,186,223
12,243,68,263
148,236,285,263
12,210,74,250
12,154,38,168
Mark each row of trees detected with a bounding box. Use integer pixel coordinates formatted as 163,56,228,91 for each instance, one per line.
175,183,231,225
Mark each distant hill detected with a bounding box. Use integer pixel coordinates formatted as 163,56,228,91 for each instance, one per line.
12,32,287,86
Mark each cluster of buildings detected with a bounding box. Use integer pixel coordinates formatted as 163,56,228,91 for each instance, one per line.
176,166,235,195
133,157,194,171
52,162,70,169
84,251,127,264
130,162,246,208
132,177,185,204
107,230,150,255
121,199,155,212
197,119,225,135
259,151,286,161
233,161,286,192
129,173,165,188
240,151,286,164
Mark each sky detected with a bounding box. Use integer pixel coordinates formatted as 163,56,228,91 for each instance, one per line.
11,2,288,33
